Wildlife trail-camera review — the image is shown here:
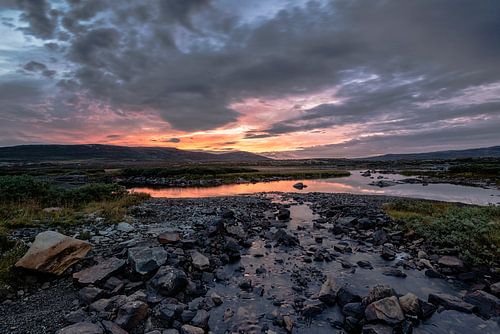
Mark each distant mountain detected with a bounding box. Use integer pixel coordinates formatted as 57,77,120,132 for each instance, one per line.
0,144,271,163
362,146,500,161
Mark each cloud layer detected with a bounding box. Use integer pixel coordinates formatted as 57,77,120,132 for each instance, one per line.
0,0,499,157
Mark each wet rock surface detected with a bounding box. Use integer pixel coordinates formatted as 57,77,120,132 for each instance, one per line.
1,193,499,333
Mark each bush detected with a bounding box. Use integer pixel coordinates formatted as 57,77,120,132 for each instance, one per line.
0,175,55,204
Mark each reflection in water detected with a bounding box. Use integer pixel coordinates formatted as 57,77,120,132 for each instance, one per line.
129,171,500,205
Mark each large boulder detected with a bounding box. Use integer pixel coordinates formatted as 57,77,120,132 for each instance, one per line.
56,322,103,334
15,231,91,275
128,246,168,275
73,257,126,285
365,296,405,325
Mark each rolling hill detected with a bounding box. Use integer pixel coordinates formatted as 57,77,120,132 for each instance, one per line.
0,144,271,163
362,146,500,161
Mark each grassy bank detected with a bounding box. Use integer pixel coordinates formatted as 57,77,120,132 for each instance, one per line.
0,175,149,229
120,166,350,183
384,200,500,266
0,175,149,297
400,160,500,186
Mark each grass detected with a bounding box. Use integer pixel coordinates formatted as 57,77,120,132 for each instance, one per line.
0,175,149,298
384,200,500,265
0,175,149,228
121,166,350,183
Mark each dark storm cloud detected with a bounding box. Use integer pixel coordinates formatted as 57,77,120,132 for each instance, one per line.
22,61,56,77
15,0,59,39
4,0,500,153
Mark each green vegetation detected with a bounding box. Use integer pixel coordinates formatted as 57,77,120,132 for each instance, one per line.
120,166,350,184
384,200,500,265
0,175,149,228
400,159,500,186
121,166,258,178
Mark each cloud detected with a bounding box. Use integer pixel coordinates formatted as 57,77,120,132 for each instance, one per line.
16,0,59,39
1,0,499,155
151,137,181,143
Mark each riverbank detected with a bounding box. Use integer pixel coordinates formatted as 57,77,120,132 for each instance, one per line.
1,193,498,333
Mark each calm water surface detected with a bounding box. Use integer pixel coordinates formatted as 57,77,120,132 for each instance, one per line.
130,171,500,205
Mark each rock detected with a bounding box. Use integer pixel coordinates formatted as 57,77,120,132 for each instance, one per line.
191,309,209,329
293,182,306,190
15,231,91,275
128,246,168,275
101,320,128,334
277,208,291,220
115,300,149,330
159,303,184,325
158,232,181,244
238,277,252,290
56,322,103,334
491,282,500,297
372,230,388,246
73,257,126,285
149,266,188,296
425,268,444,279
283,315,294,333
337,286,362,307
363,285,396,306
380,246,396,261
116,222,134,232
398,293,420,316
191,251,210,271
428,292,475,313
438,256,464,270
365,296,405,325
302,300,325,317
64,309,88,324
180,324,204,334
79,287,103,304
382,268,407,278
357,260,373,269
318,277,338,305
343,302,365,319
362,324,393,334
463,290,500,318
273,229,299,246
210,292,223,306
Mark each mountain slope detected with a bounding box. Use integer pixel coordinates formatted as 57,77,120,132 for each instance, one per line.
362,146,500,161
0,144,271,162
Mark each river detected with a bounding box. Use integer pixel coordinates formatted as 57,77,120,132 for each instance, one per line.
129,170,500,205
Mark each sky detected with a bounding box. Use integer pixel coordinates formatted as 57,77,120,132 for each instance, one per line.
0,0,499,158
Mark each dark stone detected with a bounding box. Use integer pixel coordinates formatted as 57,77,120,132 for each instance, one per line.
380,246,396,261
79,286,103,305
191,309,210,329
463,290,500,318
357,260,373,269
428,292,475,313
382,268,407,278
73,257,126,285
365,296,405,325
337,286,362,307
128,246,168,275
115,301,148,330
342,302,365,319
149,266,188,297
